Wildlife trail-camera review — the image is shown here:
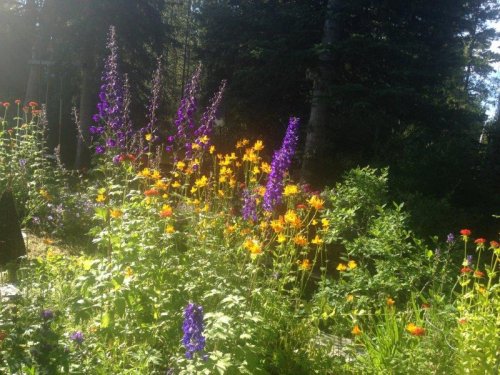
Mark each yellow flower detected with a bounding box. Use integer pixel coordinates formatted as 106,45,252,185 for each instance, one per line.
176,161,186,171
260,162,271,174
191,142,201,151
308,195,324,210
299,259,311,271
283,184,299,197
151,170,161,180
124,266,134,278
172,181,181,188
165,225,175,234
252,166,260,175
351,325,362,336
346,294,354,302
311,235,323,245
199,135,209,144
110,208,123,218
336,263,347,272
386,297,395,307
277,234,286,243
145,133,153,141
244,238,262,255
293,235,308,246
195,175,208,188
39,189,52,201
253,140,264,151
139,168,151,178
96,194,106,203
284,210,301,228
218,189,225,197
348,260,357,270
209,145,216,154
257,186,266,196
270,217,285,233
321,218,330,229
155,179,168,190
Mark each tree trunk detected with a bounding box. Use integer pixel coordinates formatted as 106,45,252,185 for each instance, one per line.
300,0,338,183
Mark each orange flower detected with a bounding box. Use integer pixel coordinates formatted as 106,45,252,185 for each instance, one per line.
308,195,324,210
386,297,395,307
473,270,484,278
460,266,472,274
406,323,425,336
110,209,123,218
490,241,499,249
474,238,486,244
144,188,159,196
293,235,308,246
351,325,362,336
298,259,311,271
160,205,173,218
460,229,471,237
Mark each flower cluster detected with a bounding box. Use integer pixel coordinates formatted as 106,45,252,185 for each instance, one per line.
242,189,258,222
91,26,126,153
182,303,206,359
263,117,300,211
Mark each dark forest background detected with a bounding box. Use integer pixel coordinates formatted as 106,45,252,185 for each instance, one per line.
1,0,499,238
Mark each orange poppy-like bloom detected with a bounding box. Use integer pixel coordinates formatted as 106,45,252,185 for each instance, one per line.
160,205,173,218
386,297,395,307
406,323,425,336
460,229,471,236
144,188,159,196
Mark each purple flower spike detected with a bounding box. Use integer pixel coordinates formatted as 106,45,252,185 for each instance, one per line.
446,233,455,244
263,117,300,211
70,331,84,344
41,309,54,320
242,189,258,222
182,303,206,359
196,80,227,148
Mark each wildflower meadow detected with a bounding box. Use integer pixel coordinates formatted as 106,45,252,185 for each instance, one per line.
0,27,498,375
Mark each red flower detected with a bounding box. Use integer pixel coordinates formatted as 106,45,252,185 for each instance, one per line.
296,204,306,210
2,102,10,108
489,241,499,249
474,238,486,244
473,270,485,278
144,188,159,197
460,229,471,236
28,101,38,107
460,266,472,274
14,99,21,105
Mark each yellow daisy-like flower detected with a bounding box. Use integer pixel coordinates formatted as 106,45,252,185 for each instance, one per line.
257,186,266,196
139,168,151,178
253,140,264,151
293,235,308,246
195,175,208,188
283,184,299,197
145,133,153,141
284,210,301,228
209,145,216,154
299,259,311,271
165,225,175,234
311,235,323,245
96,194,106,203
260,162,271,174
348,260,357,270
277,234,286,243
321,218,330,229
243,238,262,255
336,263,347,272
199,135,209,144
346,294,354,302
308,195,324,210
151,170,161,180
176,161,186,171
191,142,201,151
110,208,123,218
270,217,285,233
171,181,181,188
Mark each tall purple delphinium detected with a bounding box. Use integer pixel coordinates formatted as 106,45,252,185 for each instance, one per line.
182,303,206,359
166,64,201,157
91,25,124,154
194,79,227,149
141,57,163,148
263,117,300,211
120,74,133,150
242,189,258,222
